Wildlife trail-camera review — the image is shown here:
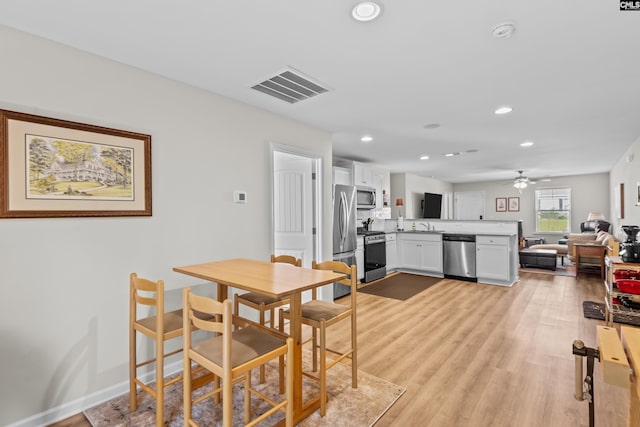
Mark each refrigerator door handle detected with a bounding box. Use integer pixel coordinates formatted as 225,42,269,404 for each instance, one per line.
339,192,348,250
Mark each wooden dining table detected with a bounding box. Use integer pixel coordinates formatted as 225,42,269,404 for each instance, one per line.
173,257,346,423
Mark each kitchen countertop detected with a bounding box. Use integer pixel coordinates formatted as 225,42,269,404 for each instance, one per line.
395,230,444,234
391,230,516,236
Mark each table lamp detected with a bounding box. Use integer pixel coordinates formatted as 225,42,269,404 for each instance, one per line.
587,212,605,221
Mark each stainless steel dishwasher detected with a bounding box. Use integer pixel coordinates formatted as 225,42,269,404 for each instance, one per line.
443,234,477,280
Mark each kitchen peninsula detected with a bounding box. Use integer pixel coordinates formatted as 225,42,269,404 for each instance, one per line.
381,219,519,287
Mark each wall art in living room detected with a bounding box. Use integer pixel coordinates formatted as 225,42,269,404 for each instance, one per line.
0,109,152,218
508,197,520,212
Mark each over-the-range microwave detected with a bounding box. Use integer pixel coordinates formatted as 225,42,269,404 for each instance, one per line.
356,187,376,209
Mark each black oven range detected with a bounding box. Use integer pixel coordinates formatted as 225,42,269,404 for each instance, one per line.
360,230,387,283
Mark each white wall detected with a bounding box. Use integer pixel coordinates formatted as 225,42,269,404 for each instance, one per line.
453,173,610,242
0,25,333,426
390,173,453,219
610,135,640,239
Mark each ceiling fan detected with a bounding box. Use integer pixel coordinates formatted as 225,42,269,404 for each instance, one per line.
513,170,535,189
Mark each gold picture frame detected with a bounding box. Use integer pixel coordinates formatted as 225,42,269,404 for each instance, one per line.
0,109,152,218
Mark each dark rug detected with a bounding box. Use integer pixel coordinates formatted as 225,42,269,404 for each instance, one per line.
359,273,441,300
582,300,640,326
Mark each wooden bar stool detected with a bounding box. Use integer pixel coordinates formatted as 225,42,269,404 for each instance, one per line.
279,260,357,416
129,272,183,427
233,254,300,383
183,288,294,427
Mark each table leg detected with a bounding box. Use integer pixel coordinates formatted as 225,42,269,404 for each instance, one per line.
217,282,228,302
289,292,303,415
285,292,322,424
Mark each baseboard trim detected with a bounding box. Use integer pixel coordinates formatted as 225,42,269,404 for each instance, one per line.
6,360,183,427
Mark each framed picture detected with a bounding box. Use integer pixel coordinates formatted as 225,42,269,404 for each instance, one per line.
615,183,624,219
496,197,507,212
508,197,520,212
1,109,151,218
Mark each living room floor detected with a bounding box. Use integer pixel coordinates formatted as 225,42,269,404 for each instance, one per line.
333,271,627,427
51,271,626,427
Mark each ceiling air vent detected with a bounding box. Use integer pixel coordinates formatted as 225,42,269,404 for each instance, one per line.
251,69,328,104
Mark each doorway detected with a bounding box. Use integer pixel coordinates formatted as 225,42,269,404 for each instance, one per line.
270,144,322,268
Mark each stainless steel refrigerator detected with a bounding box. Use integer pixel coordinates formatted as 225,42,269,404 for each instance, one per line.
333,184,357,299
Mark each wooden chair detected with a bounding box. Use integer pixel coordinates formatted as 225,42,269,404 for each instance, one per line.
279,260,357,416
234,254,301,382
129,272,184,427
183,288,294,427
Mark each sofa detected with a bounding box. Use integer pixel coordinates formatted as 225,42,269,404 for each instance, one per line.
528,241,569,259
566,230,620,263
527,220,613,262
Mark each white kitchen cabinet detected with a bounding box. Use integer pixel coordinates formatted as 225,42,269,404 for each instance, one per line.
353,162,373,187
333,166,352,186
356,236,364,281
385,233,397,271
397,233,443,274
476,235,511,284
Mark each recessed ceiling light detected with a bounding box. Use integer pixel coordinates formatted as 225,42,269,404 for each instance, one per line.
423,123,440,129
420,155,430,160
352,1,382,22
444,153,455,157
520,141,534,147
360,135,373,143
491,22,516,39
494,105,513,115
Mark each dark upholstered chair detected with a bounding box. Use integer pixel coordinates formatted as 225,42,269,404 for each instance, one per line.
580,220,610,233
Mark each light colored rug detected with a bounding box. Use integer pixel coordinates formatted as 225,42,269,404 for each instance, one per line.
84,352,405,426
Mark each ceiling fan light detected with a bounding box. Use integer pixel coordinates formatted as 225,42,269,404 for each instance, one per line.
513,181,527,189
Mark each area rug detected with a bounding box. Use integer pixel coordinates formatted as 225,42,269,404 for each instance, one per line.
358,273,441,300
84,351,405,427
582,300,640,326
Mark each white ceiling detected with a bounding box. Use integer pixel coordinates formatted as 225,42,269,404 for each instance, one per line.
2,1,639,184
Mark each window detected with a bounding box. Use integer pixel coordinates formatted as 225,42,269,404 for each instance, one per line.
535,187,571,233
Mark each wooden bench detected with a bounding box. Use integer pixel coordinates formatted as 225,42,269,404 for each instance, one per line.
519,248,557,270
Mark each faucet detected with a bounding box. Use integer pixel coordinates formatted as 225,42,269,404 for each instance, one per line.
420,222,431,231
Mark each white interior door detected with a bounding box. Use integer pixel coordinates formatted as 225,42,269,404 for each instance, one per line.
454,191,485,220
273,151,314,267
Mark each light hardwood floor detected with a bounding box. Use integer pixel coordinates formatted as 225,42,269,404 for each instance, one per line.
50,270,628,427
346,271,628,427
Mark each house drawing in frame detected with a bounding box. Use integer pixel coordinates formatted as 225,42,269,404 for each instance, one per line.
27,135,133,201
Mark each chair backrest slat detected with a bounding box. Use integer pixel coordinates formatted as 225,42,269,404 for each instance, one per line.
184,290,226,335
312,260,356,289
131,274,161,308
271,254,302,267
